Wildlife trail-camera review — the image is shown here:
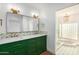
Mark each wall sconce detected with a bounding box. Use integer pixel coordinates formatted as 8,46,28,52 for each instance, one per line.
63,14,70,22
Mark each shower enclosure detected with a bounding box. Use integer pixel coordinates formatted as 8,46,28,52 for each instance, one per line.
56,9,79,55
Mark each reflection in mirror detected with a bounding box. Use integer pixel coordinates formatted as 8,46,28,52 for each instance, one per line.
22,16,34,31
22,16,39,32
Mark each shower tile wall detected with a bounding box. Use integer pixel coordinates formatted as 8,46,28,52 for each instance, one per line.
60,23,78,40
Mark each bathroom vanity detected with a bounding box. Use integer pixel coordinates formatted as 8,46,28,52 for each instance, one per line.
0,34,47,55
0,12,47,55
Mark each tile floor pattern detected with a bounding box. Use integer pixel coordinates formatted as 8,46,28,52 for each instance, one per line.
56,45,79,55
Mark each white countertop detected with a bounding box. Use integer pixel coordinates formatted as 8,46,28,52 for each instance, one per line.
0,33,47,45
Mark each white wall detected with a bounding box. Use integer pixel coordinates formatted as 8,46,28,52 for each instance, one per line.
46,10,56,54
38,6,56,53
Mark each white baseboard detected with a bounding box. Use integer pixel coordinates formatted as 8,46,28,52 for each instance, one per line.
47,50,55,55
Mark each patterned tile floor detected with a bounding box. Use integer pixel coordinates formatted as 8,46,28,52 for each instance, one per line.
56,45,79,55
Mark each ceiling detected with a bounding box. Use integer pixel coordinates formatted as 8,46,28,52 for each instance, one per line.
26,3,78,11
5,3,78,11
47,3,79,11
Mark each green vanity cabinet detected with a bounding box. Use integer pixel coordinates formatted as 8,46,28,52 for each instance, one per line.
0,35,47,55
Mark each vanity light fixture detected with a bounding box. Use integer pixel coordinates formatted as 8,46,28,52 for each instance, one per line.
33,14,39,19
10,8,20,14
8,4,20,14
32,12,39,19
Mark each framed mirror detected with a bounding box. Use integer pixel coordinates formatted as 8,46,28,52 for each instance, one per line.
6,12,39,33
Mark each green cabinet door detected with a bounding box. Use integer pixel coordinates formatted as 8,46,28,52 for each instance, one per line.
24,38,36,55
34,36,47,54
26,36,47,55
9,40,29,55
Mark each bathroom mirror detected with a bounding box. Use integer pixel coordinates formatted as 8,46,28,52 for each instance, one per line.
6,12,39,32
6,12,22,32
22,16,39,32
